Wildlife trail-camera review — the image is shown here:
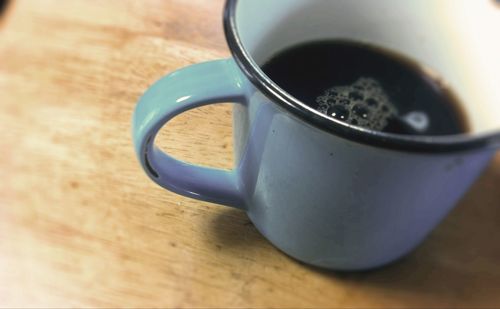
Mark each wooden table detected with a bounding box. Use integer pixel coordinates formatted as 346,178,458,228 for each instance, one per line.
1,1,500,307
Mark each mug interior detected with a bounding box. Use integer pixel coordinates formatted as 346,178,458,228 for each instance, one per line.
233,0,500,135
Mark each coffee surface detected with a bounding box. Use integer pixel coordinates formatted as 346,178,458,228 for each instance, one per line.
261,40,468,135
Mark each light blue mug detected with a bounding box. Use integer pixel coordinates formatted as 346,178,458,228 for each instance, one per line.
133,0,500,270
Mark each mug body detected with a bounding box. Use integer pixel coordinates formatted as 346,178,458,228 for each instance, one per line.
226,0,500,269
233,92,493,270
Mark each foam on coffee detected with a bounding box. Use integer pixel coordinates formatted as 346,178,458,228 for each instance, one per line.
316,77,398,131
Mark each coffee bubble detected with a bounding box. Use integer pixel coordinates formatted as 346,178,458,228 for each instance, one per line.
316,77,398,130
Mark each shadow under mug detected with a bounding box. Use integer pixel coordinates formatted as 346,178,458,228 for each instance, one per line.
132,0,500,270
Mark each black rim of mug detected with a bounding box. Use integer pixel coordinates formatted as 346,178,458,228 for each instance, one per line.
223,0,500,153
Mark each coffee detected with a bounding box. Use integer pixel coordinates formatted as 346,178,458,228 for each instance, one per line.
261,40,469,135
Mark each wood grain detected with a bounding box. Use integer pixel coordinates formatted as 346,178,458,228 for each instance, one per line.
1,0,500,307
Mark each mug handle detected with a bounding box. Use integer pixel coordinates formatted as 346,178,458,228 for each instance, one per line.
132,59,247,209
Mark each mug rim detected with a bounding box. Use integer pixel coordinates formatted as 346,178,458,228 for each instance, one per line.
223,0,500,153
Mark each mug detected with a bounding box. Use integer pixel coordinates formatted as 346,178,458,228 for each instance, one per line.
133,0,500,270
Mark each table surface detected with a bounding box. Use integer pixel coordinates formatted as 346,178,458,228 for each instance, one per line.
1,0,500,307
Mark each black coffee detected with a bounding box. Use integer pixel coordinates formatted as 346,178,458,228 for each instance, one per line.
261,40,469,135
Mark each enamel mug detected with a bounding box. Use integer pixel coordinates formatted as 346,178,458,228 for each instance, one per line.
133,0,500,270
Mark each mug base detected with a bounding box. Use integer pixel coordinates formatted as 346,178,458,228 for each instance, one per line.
247,213,422,271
